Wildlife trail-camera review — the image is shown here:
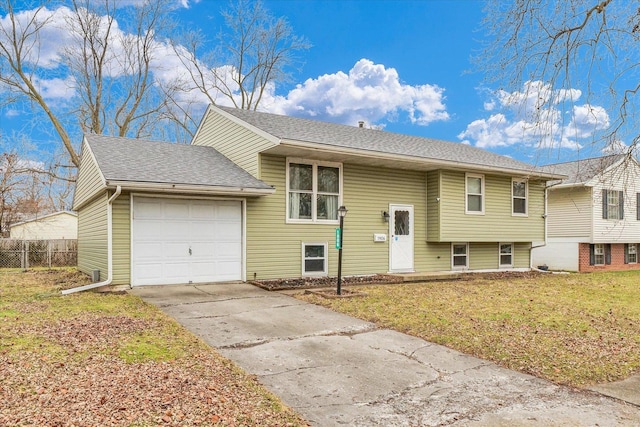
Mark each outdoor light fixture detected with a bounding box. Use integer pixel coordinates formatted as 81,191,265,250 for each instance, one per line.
336,205,348,295
381,210,390,222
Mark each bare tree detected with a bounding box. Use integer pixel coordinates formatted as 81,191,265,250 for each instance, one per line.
0,0,179,167
479,0,638,158
171,0,310,134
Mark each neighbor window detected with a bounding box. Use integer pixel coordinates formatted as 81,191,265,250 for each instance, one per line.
593,243,605,265
302,243,328,276
452,243,469,269
466,174,484,214
512,179,527,215
626,244,637,264
602,189,623,220
499,243,513,267
288,160,341,222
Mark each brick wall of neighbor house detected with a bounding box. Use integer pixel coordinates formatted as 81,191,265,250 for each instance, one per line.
578,243,640,272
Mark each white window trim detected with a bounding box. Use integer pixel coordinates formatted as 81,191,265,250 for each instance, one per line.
451,242,469,270
606,190,620,220
465,173,485,215
302,242,329,277
511,178,528,217
286,158,343,224
499,242,514,268
594,243,605,266
628,243,637,264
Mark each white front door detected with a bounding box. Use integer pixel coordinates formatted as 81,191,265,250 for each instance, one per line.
131,197,243,286
389,204,414,272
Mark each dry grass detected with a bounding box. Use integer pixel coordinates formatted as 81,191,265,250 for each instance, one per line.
0,269,307,427
298,271,640,387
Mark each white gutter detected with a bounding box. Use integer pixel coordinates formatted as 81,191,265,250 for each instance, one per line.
62,186,122,295
104,181,275,197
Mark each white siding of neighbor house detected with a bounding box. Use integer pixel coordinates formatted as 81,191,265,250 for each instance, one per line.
590,162,640,243
531,239,580,272
10,212,77,240
547,187,592,239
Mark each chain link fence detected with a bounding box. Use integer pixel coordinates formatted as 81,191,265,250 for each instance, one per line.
0,239,77,269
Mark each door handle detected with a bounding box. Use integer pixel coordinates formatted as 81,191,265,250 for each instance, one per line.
189,247,192,255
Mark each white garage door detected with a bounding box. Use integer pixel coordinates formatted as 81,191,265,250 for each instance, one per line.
132,197,242,286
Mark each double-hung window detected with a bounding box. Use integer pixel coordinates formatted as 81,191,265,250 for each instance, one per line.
512,179,527,215
452,243,469,269
593,244,605,265
627,244,637,264
602,189,623,220
466,174,484,214
288,160,341,222
302,243,328,276
499,243,513,267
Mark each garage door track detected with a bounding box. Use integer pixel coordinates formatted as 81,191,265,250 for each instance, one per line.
132,283,640,426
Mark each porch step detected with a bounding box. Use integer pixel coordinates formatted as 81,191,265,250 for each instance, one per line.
389,271,462,283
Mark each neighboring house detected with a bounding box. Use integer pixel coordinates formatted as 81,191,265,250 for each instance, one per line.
9,211,78,240
73,105,562,288
532,155,640,272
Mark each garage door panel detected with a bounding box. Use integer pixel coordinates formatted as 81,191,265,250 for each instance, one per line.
216,242,242,258
191,203,216,219
132,197,243,286
165,202,190,219
217,202,242,219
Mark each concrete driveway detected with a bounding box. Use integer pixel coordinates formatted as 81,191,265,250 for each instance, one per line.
132,282,640,426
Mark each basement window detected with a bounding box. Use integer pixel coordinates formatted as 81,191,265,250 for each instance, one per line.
302,243,328,276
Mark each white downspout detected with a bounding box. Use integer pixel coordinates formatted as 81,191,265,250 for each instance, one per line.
62,186,122,295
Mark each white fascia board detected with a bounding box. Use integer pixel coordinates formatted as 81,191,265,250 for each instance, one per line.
278,139,565,180
105,180,275,197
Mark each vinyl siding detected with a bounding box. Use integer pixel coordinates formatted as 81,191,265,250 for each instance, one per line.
77,192,108,281
426,171,440,241
112,192,131,285
191,109,276,178
72,141,105,210
247,155,439,279
547,187,592,239
590,164,640,242
246,156,523,279
436,171,545,242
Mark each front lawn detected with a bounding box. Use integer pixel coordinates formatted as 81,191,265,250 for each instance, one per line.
0,269,307,426
298,271,640,387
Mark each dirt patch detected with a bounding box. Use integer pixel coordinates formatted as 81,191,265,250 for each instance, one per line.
251,274,403,291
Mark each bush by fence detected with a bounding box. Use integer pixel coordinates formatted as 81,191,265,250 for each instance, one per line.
0,239,77,269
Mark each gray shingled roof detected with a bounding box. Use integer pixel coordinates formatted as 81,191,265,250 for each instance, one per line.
85,134,273,190
539,155,625,185
217,106,543,174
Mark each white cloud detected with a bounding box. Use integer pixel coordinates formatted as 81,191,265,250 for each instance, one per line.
265,59,449,127
460,81,609,151
34,76,76,100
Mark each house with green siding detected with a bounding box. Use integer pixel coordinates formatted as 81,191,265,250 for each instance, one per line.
72,105,563,290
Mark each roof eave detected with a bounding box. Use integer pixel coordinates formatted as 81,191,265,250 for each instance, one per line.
104,180,275,197
278,139,565,179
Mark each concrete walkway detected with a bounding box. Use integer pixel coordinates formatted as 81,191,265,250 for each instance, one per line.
132,283,640,426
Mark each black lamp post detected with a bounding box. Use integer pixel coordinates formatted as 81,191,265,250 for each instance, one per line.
336,205,348,295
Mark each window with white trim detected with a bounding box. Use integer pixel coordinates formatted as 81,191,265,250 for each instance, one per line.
452,243,469,269
287,160,341,222
512,179,527,215
302,243,328,276
466,174,484,214
593,243,605,265
499,243,513,267
628,243,637,264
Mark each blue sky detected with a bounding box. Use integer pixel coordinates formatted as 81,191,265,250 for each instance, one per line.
1,0,618,167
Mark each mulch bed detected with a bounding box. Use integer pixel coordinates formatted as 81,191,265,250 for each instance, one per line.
251,274,403,291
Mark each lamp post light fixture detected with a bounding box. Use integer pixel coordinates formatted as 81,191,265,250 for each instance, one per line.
336,205,348,295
